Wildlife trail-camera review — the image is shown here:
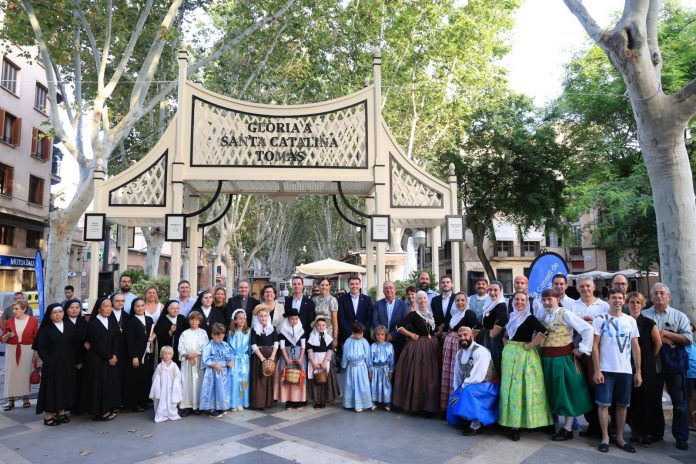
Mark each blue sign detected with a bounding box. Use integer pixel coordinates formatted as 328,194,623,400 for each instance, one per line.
34,250,45,319
0,255,36,268
527,252,569,299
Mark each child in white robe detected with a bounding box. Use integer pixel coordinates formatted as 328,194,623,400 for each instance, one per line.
150,346,183,422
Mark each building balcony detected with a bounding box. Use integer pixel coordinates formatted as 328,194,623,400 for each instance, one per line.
568,247,584,260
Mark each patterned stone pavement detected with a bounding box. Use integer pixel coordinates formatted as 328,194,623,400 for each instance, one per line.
0,396,693,464
0,351,693,464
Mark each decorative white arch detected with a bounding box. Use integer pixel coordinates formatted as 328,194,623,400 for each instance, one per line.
89,51,460,304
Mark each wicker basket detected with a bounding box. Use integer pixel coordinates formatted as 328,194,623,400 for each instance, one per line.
262,359,276,377
284,363,302,384
313,368,328,384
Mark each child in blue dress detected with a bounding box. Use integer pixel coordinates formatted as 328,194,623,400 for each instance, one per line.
341,322,373,412
199,323,234,417
370,325,395,411
227,309,251,411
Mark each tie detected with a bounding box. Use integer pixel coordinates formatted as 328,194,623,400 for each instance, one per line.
319,332,327,350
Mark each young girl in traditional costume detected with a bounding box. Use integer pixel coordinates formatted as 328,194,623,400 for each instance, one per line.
227,309,251,411
178,311,208,416
341,322,373,412
199,323,234,417
250,307,278,410
307,316,340,408
275,308,307,408
370,325,395,411
149,346,183,422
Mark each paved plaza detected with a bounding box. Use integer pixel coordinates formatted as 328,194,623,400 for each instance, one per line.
0,380,694,464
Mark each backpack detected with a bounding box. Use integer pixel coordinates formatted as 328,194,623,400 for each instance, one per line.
661,344,689,375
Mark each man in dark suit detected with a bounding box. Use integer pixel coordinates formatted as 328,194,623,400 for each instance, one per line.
372,280,408,347
283,276,316,334
225,279,260,327
338,276,373,343
431,275,455,329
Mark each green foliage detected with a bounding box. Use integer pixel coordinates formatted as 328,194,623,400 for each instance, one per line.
121,268,147,283
550,1,696,269
131,276,171,303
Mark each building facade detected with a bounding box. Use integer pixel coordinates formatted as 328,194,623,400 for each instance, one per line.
0,43,55,292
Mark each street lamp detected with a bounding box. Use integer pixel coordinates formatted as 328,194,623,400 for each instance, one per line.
413,230,426,271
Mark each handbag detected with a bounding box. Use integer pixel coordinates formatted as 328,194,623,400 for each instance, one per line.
30,357,41,385
661,343,688,375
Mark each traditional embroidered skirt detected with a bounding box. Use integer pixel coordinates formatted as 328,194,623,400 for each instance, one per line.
541,351,592,417
447,382,499,426
440,331,459,411
498,341,553,429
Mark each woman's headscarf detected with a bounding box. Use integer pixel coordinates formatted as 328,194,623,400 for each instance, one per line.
162,299,180,316
505,292,532,340
62,298,83,315
415,290,436,330
92,296,110,316
448,292,470,329
39,303,64,329
130,297,145,314
482,281,506,315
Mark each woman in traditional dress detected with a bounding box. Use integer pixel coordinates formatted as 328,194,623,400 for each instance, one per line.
1,300,38,411
83,297,121,421
312,278,339,349
250,307,278,409
227,309,251,411
63,298,88,414
440,292,479,412
178,311,208,415
143,286,163,325
33,303,76,426
124,298,156,412
193,290,226,337
498,291,553,441
154,300,188,366
476,280,508,376
627,291,662,445
275,308,307,408
307,316,340,408
393,291,441,415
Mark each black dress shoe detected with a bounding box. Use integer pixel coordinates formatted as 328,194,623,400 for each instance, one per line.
463,427,482,436
676,440,688,451
551,429,573,441
511,428,520,441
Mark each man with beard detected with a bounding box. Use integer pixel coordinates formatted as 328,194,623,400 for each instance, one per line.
418,271,439,303
469,278,488,324
114,275,138,314
432,275,455,329
446,326,499,435
539,289,594,441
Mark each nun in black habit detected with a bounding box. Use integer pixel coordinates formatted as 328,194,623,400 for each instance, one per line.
33,303,77,426
124,297,156,411
153,300,189,366
63,298,88,415
84,297,122,421
109,293,130,412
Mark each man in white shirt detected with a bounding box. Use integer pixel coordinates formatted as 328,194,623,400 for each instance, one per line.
571,276,609,322
446,327,499,436
552,274,576,309
592,288,641,454
115,275,138,313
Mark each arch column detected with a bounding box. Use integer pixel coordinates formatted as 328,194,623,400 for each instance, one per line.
365,196,375,295
88,161,106,310
188,194,199,296
448,164,461,288
118,226,129,276
431,225,441,281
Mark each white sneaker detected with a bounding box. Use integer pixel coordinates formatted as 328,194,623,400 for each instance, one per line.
385,406,391,412
237,406,244,412
355,408,363,413
371,405,377,411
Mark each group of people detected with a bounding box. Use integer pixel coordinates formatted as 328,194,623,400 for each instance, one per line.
2,271,694,455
